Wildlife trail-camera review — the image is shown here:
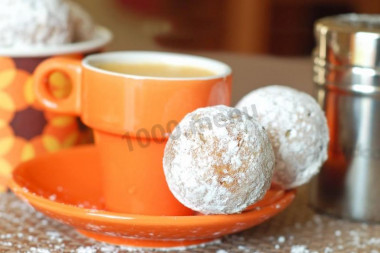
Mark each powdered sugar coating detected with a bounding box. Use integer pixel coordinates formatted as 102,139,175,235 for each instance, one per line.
163,105,275,214
0,0,95,48
0,0,73,47
236,85,329,189
69,1,95,42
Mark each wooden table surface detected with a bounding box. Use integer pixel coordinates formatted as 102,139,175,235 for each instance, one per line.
197,52,313,105
1,52,379,253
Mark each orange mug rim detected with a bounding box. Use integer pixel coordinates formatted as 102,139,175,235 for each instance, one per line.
81,51,232,81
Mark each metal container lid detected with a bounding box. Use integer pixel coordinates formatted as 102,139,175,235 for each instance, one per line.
314,13,380,68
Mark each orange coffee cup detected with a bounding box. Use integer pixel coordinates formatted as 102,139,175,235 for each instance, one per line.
33,51,232,216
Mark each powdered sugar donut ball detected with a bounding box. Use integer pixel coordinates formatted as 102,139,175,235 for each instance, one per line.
236,85,329,189
69,1,95,42
163,105,275,214
0,0,73,47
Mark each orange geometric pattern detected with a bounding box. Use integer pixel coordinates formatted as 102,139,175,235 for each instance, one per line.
0,57,89,192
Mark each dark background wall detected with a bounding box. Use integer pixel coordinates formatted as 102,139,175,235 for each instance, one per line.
75,0,380,56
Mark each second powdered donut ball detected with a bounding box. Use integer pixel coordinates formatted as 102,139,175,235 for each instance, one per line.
236,85,329,189
163,105,275,214
0,0,73,47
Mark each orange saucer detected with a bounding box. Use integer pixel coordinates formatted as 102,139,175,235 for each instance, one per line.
9,146,295,249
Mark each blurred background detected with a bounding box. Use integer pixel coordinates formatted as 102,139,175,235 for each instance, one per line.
75,0,380,56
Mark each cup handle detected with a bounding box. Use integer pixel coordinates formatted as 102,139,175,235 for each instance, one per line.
33,57,82,115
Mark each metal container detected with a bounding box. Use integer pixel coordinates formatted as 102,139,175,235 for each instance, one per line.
310,14,380,222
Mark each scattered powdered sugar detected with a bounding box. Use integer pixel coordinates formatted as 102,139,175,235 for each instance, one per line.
236,85,329,189
278,235,286,243
0,173,378,252
368,238,380,246
237,245,247,250
0,192,225,252
28,248,50,253
163,105,275,214
291,245,311,253
76,246,97,253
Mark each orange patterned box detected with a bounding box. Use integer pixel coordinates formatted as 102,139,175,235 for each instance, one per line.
0,27,112,192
